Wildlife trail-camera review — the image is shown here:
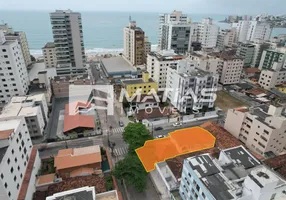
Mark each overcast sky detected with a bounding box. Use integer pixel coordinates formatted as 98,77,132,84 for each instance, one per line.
1,0,285,15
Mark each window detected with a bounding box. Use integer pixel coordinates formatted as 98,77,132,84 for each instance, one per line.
24,161,26,166
1,174,3,179
11,149,14,154
7,158,10,165
10,167,14,173
15,158,17,163
202,192,206,199
17,184,20,190
14,176,17,182
24,147,27,154
8,192,11,197
18,166,20,171
196,185,200,191
2,49,6,52
21,140,24,147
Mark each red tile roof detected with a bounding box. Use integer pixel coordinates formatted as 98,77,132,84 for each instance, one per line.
264,154,286,179
65,101,92,115
63,115,95,133
245,68,260,74
135,107,169,120
245,88,265,96
0,129,14,140
18,147,38,200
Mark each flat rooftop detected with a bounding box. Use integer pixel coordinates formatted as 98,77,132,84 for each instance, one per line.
122,78,155,85
28,62,57,81
43,42,55,49
149,50,184,61
101,56,137,75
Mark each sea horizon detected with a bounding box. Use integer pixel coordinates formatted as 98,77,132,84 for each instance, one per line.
0,10,285,56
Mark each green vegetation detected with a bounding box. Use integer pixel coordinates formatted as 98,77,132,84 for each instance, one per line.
40,158,56,175
30,55,36,62
105,175,114,191
113,123,151,192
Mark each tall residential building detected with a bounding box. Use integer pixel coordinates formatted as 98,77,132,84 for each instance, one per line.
0,23,32,67
0,31,29,104
225,105,286,156
251,39,271,67
258,49,286,70
216,28,236,50
160,22,192,54
0,94,48,138
146,50,184,88
210,51,244,85
123,21,145,66
232,20,272,43
158,11,189,50
258,63,286,89
236,43,255,67
179,145,286,200
0,117,41,200
189,52,220,75
50,10,86,75
190,18,219,49
166,59,218,113
144,37,151,64
42,42,57,68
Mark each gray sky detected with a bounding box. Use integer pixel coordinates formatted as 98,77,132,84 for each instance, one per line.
1,0,285,15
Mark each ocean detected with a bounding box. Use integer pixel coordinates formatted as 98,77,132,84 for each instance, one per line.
0,11,285,56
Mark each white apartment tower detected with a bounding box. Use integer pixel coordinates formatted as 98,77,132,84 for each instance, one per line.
0,117,41,200
232,20,272,43
0,23,32,68
166,59,218,113
0,31,29,104
146,50,184,88
42,42,57,68
123,21,145,65
190,18,219,49
50,10,86,75
224,105,286,156
216,28,236,50
158,11,189,50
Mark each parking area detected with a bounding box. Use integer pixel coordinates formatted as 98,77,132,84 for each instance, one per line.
215,90,248,112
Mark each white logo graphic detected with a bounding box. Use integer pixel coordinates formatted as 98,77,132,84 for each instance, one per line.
68,85,114,115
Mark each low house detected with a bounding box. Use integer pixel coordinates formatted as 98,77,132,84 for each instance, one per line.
54,146,102,179
63,101,95,134
244,67,260,78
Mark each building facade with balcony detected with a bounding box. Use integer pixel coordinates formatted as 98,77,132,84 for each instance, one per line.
0,31,29,104
146,50,184,88
42,42,57,68
224,105,286,156
258,49,286,70
50,10,86,75
166,59,218,113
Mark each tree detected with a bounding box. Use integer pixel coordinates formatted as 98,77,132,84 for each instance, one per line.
123,122,152,153
30,55,36,62
113,154,147,192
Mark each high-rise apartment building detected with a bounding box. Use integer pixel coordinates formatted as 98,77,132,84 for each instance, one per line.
158,11,189,50
42,42,57,68
232,20,272,43
50,10,86,75
189,52,220,75
0,23,32,68
251,39,271,67
210,51,244,85
146,50,184,88
179,145,286,200
216,28,236,50
225,105,286,155
0,117,41,200
144,36,151,64
0,31,29,104
123,21,145,66
190,18,219,49
166,59,218,113
236,43,255,67
258,49,286,70
160,22,192,54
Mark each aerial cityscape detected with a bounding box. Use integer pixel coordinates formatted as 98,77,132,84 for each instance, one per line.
1,1,286,200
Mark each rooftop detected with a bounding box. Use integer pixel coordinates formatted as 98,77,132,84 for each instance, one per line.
210,50,243,61
46,186,96,200
28,62,57,82
121,78,155,85
264,154,286,179
43,42,55,49
54,145,101,170
245,67,260,74
0,129,14,140
148,50,184,61
135,107,169,120
63,114,95,133
101,56,137,75
52,73,89,82
37,173,56,185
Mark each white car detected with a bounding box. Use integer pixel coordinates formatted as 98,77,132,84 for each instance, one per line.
173,122,182,127
155,135,165,139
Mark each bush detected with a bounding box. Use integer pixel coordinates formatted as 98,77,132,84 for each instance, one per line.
105,175,114,191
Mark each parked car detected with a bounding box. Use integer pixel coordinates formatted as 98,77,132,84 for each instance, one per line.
119,121,124,127
155,135,165,139
173,122,182,127
154,127,163,131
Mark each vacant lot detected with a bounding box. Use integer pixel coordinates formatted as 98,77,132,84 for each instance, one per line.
215,90,247,112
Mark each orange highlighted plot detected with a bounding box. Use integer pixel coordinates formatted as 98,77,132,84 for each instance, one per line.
136,127,215,172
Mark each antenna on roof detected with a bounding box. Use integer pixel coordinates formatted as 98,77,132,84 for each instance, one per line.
129,15,132,22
